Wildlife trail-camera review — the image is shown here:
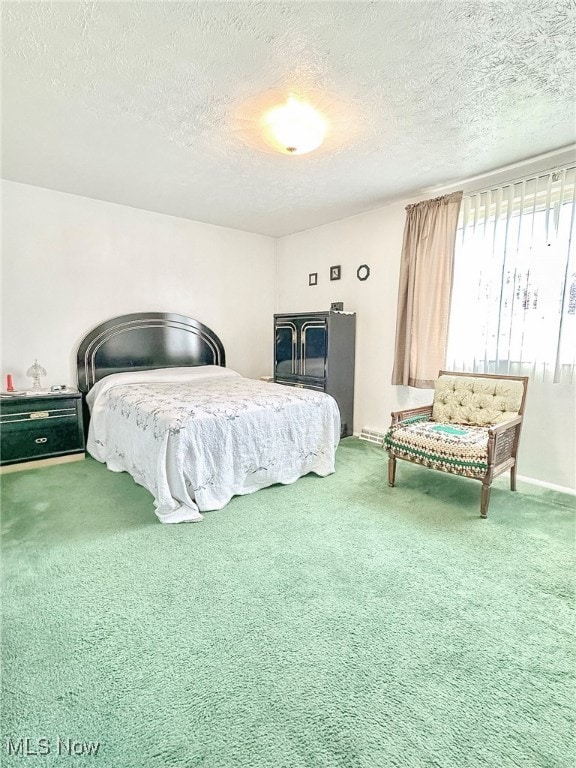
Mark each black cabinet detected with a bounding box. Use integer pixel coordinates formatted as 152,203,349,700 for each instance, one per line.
274,311,356,437
0,392,85,471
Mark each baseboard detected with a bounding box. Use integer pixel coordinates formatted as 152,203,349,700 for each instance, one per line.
517,475,576,497
0,453,85,474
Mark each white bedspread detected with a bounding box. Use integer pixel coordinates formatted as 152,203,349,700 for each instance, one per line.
86,367,340,523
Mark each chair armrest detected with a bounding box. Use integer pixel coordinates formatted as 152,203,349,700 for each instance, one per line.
488,415,522,436
487,415,523,466
390,405,433,426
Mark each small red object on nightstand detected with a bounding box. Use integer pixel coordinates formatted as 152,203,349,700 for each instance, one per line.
6,374,14,392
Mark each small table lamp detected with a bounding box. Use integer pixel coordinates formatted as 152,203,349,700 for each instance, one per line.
26,360,47,390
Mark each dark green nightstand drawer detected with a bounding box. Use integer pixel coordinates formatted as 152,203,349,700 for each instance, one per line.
0,397,79,420
1,420,83,463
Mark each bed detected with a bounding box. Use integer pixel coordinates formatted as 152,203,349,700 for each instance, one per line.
77,313,340,523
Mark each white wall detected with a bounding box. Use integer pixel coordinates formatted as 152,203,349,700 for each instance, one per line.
277,196,576,493
277,200,434,429
1,181,276,387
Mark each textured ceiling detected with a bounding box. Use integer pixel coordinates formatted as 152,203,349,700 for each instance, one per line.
2,1,575,237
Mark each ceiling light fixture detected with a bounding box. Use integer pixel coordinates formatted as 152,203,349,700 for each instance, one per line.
261,95,328,155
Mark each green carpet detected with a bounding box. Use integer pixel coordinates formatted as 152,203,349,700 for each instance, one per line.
1,439,574,768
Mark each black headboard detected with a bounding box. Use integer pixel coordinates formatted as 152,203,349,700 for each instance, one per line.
76,312,226,393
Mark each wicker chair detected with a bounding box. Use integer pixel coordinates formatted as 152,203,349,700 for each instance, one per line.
385,371,528,518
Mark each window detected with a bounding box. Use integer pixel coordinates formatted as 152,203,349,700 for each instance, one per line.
447,166,576,384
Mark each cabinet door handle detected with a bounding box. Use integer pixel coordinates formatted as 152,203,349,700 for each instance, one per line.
34,437,48,444
29,411,49,420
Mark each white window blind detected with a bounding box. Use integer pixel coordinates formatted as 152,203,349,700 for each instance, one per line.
447,165,576,384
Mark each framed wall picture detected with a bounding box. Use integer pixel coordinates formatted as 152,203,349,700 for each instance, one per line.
309,272,318,286
356,264,370,281
330,265,341,281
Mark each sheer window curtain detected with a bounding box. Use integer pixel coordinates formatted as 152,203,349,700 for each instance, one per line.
391,191,463,388
447,166,576,384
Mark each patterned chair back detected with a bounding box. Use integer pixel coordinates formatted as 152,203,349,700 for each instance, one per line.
432,374,526,426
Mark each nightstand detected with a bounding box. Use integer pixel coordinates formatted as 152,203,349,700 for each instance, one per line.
0,391,85,473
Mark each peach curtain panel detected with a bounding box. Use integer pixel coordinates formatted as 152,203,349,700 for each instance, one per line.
392,191,463,389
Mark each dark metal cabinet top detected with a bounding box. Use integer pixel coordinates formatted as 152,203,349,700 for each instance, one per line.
274,311,356,319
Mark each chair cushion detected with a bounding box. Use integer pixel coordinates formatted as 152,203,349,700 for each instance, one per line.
385,419,490,479
432,375,524,425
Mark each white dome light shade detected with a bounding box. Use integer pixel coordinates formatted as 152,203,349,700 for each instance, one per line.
261,96,328,155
